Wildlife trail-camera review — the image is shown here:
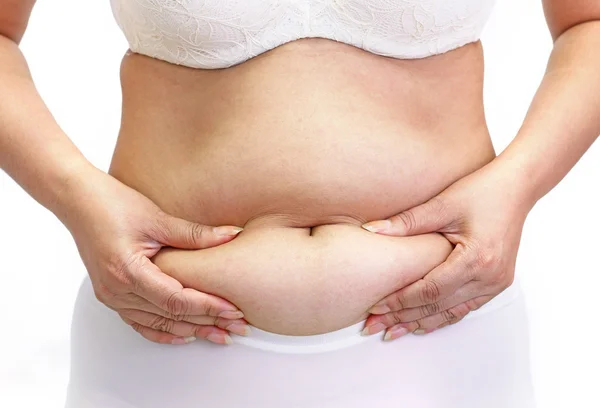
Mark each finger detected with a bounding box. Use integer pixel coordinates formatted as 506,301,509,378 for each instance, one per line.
380,317,448,341
383,322,418,340
113,292,247,326
131,256,244,319
368,282,487,327
154,212,243,249
120,315,192,345
120,304,249,334
412,316,469,336
121,309,205,337
381,296,491,341
401,293,493,323
411,295,491,330
120,311,234,345
125,298,251,336
369,246,473,312
366,292,492,333
426,315,468,333
361,195,455,237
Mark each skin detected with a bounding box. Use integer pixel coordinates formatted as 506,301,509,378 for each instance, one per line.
362,0,600,340
108,37,493,335
0,0,247,345
150,226,453,335
1,0,598,345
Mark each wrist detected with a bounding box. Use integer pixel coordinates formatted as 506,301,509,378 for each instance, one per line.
48,158,102,228
485,151,540,215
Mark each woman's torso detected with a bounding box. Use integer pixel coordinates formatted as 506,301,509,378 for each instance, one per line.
108,38,495,335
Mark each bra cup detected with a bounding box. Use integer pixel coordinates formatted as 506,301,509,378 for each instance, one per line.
109,0,497,69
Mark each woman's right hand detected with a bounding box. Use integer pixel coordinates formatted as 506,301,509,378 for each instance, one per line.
59,164,248,345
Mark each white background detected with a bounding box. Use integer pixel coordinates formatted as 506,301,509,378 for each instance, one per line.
1,1,598,407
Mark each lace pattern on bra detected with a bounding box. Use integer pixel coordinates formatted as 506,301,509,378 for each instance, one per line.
110,0,496,69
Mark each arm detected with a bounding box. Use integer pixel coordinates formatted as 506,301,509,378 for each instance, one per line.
360,0,600,339
0,0,90,223
497,1,600,207
0,1,248,344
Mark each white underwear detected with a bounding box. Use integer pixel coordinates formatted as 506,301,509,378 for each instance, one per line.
65,276,535,408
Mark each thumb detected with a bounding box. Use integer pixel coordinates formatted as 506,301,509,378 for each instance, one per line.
362,196,454,236
155,214,243,249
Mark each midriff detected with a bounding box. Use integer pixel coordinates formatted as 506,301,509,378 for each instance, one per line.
108,38,495,335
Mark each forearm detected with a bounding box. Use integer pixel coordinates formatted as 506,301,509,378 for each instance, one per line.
495,21,600,207
0,34,95,221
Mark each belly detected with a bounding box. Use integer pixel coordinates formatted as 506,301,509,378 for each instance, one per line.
151,224,452,335
109,38,495,334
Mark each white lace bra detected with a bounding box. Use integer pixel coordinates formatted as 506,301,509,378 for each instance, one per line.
109,0,497,69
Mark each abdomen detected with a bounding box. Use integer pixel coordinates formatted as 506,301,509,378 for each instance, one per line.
109,38,494,334
152,223,452,335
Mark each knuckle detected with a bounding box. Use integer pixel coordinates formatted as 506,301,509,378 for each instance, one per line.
445,304,470,323
465,298,483,311
423,301,442,316
448,313,467,327
93,283,112,304
497,268,515,289
202,300,218,317
441,308,458,323
475,248,500,269
149,315,174,333
188,223,207,246
420,280,442,304
455,303,471,316
189,324,210,338
388,312,404,325
503,273,515,289
130,322,145,334
413,318,425,330
164,309,187,322
164,291,190,317
397,210,418,232
119,313,133,325
166,311,183,321
388,292,405,311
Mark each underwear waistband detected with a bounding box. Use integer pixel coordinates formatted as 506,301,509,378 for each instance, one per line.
231,277,524,354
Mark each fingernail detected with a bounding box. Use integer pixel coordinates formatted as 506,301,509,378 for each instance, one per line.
361,323,386,336
207,333,233,345
413,329,427,335
218,310,245,319
213,226,244,237
361,220,391,233
369,304,391,314
171,336,196,345
383,327,409,341
226,323,251,336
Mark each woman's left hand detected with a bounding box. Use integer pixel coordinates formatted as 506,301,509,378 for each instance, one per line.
361,159,534,340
